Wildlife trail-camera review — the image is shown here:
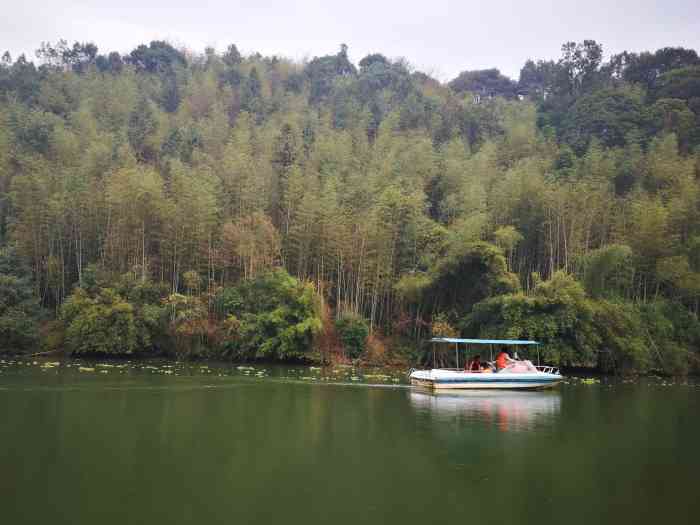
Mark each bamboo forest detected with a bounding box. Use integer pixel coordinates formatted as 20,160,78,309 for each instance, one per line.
2,39,700,374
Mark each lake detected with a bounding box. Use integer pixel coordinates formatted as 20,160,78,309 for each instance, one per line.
1,359,699,525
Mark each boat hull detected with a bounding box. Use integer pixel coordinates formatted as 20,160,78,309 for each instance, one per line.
410,369,562,390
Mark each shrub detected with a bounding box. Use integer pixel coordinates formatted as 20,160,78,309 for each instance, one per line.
60,288,139,355
335,313,369,359
216,269,322,360
60,278,167,356
163,293,209,358
466,272,600,367
0,248,41,352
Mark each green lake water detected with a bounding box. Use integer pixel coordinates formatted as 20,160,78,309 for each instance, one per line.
1,359,699,525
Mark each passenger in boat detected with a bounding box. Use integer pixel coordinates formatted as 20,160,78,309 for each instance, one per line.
467,355,481,372
496,351,514,371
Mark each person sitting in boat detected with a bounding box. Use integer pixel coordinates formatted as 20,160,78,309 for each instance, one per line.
496,351,514,371
466,354,482,372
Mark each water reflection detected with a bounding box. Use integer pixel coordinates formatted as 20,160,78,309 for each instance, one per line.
410,389,561,431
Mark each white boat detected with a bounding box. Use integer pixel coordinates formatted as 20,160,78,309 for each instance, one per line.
409,338,563,390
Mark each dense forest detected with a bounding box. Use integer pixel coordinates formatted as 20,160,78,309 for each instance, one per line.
1,39,700,373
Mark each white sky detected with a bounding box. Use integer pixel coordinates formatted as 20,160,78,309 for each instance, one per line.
2,0,699,80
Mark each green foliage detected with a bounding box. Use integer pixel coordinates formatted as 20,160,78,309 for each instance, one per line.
449,69,518,99
419,242,520,318
470,271,700,374
59,274,167,356
653,66,700,102
580,244,634,298
163,293,209,357
216,269,322,360
0,275,39,350
335,313,369,358
561,88,647,153
639,300,700,375
594,299,700,375
2,38,700,372
0,247,40,351
467,273,599,366
60,287,139,355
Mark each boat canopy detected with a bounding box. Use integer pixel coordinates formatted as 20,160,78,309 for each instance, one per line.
430,338,540,345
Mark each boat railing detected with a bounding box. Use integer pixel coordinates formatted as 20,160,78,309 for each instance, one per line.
536,365,559,375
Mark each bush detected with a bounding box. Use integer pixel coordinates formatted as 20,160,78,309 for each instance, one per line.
466,272,600,366
60,277,167,356
0,248,41,352
592,300,649,373
639,300,700,375
468,270,700,374
335,313,369,358
163,293,209,358
60,288,140,355
215,269,322,360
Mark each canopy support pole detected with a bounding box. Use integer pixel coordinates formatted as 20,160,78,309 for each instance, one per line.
455,343,459,369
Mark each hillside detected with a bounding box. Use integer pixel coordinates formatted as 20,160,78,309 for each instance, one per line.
1,40,699,372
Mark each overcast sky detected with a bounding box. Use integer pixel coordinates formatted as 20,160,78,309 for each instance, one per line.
2,0,699,80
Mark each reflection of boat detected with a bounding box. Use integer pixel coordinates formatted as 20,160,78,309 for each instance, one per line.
409,338,563,390
409,390,561,430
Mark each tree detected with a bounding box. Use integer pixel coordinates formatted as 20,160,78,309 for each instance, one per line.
558,40,604,96
221,212,281,281
653,66,700,104
467,272,599,366
561,88,646,153
223,44,242,67
161,160,219,293
60,287,139,355
580,244,634,299
493,226,524,269
105,166,166,281
305,44,357,102
398,242,520,320
216,269,322,360
617,47,699,91
335,312,369,358
127,40,186,73
518,59,558,98
240,67,264,117
0,248,40,351
449,69,518,99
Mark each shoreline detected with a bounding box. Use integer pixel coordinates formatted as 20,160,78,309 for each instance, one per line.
0,350,690,378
